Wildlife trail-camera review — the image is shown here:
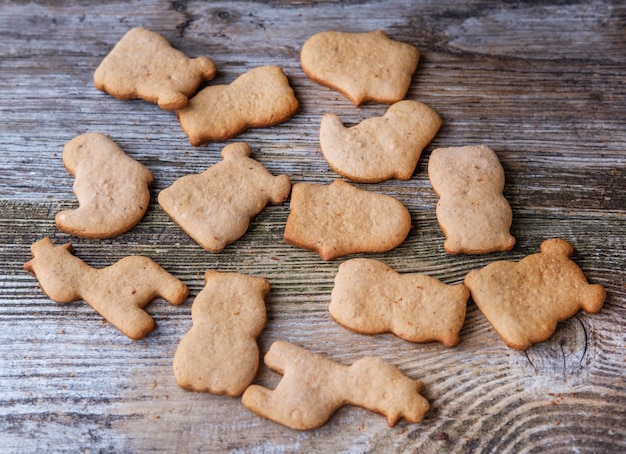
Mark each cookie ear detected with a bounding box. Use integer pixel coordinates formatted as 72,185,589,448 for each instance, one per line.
540,238,574,257
221,142,251,160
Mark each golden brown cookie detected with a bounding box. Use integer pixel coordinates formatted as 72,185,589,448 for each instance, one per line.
464,238,606,350
173,270,269,396
329,258,469,346
283,179,412,260
176,65,299,145
94,27,216,110
23,238,189,340
428,144,516,254
300,30,419,105
55,132,153,239
320,100,442,183
242,340,429,430
158,142,291,252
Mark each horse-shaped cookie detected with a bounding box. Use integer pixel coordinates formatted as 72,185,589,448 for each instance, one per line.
24,238,189,340
158,142,291,252
464,238,606,350
242,341,429,430
55,132,153,239
173,270,269,396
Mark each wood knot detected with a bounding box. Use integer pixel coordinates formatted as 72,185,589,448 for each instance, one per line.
512,316,590,384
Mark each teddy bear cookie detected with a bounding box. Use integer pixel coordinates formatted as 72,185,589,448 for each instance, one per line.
23,238,189,340
320,100,442,183
329,258,469,347
300,30,419,105
94,27,216,110
464,238,606,350
173,270,269,396
158,142,291,252
176,65,299,145
428,144,516,254
55,132,153,239
242,340,429,430
283,179,412,260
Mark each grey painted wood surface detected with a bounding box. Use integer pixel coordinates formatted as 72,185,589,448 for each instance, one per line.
1,0,624,452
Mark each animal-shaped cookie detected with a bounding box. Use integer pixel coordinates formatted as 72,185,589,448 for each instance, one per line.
55,132,153,239
242,341,429,430
428,144,516,254
173,270,269,396
283,179,412,261
320,100,442,183
329,258,469,347
158,142,291,252
300,30,419,105
23,238,189,340
176,65,299,145
464,238,606,350
94,27,216,110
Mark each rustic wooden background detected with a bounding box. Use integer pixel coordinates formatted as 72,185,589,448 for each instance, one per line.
1,0,624,452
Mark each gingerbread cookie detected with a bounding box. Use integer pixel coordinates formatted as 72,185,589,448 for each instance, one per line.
24,238,189,340
176,65,299,145
94,27,216,110
329,258,469,347
55,132,153,239
283,179,412,260
428,144,516,254
464,238,606,350
158,142,291,252
320,100,442,183
300,30,419,105
242,340,429,430
173,270,269,396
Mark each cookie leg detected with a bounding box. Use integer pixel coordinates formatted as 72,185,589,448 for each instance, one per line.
156,274,189,306
105,305,155,341
158,91,189,110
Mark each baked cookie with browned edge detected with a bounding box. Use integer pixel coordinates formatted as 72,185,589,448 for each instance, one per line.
173,270,269,396
464,238,606,350
94,27,216,110
330,258,469,346
283,179,411,260
320,100,441,182
301,30,419,105
242,340,429,430
428,144,515,254
55,132,153,239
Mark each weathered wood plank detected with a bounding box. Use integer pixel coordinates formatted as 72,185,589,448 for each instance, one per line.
1,0,624,452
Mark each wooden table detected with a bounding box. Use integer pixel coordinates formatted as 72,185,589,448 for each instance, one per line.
1,1,624,452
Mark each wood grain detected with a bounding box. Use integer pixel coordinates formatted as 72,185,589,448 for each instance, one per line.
1,0,624,452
